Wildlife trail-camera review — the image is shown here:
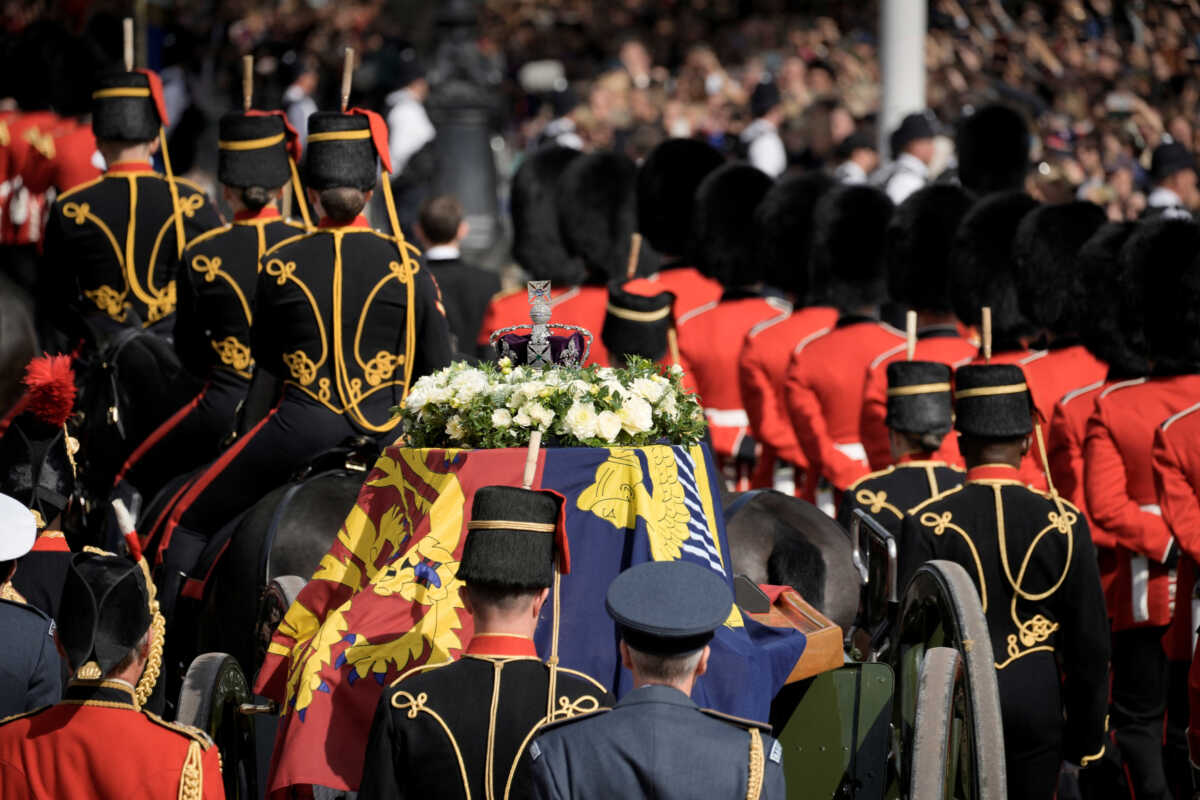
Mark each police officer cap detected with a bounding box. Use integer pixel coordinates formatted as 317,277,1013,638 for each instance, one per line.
0,492,36,561
1151,141,1196,183
606,561,732,656
953,363,1033,439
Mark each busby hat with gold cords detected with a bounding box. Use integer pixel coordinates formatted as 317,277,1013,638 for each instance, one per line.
886,361,953,437
304,111,386,192
0,355,79,528
637,138,725,258
1013,201,1107,339
457,485,569,590
92,68,166,143
953,363,1034,439
218,112,295,190
59,551,152,675
606,560,732,656
602,284,676,363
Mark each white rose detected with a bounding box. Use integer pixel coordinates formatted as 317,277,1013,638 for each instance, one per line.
632,377,666,404
450,370,489,403
602,380,626,400
426,385,452,405
523,402,555,429
596,410,622,443
565,402,598,439
491,408,512,428
568,379,593,398
670,363,684,376
404,387,430,412
618,396,654,434
445,415,467,441
658,392,678,419
514,407,532,427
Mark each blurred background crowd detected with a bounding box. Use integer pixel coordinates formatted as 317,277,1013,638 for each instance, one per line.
5,0,1200,254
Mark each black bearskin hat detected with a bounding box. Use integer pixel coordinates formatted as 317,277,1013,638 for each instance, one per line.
755,171,837,299
1133,218,1200,374
58,552,152,674
955,104,1030,196
1013,202,1107,339
1079,222,1147,378
953,364,1034,439
218,113,293,189
810,184,894,310
457,486,567,590
886,361,954,437
602,284,675,363
637,138,725,258
557,151,642,285
886,184,975,314
304,112,379,192
92,70,165,143
511,145,585,284
949,191,1040,351
692,163,774,288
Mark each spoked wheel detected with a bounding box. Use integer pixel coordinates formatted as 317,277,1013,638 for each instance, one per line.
255,574,307,674
177,652,258,800
910,647,976,799
893,560,1006,800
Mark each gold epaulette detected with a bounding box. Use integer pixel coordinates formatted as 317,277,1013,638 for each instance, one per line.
699,707,772,732
905,483,966,516
847,465,896,493
143,710,214,749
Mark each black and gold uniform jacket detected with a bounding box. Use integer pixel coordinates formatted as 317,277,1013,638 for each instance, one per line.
837,457,964,538
251,217,452,434
175,208,306,380
358,635,613,800
898,463,1110,765
42,162,221,329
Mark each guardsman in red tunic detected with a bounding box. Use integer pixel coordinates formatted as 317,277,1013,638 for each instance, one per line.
860,185,977,470
739,172,838,495
112,108,309,504
1085,218,1200,800
0,550,224,799
1047,222,1143,603
1152,402,1200,798
946,190,1047,489
40,67,221,339
481,146,611,366
784,184,901,506
838,361,963,538
625,138,724,318
900,364,1109,800
1012,201,1108,438
676,163,789,485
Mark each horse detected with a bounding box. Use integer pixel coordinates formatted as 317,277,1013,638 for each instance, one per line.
0,274,38,420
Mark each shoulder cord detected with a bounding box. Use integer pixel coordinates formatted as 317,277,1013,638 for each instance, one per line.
545,566,562,721
177,740,203,800
159,128,186,260
746,728,764,800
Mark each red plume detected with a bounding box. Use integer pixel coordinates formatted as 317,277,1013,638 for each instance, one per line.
22,355,77,427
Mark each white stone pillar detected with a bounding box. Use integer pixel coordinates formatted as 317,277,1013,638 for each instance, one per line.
879,0,927,156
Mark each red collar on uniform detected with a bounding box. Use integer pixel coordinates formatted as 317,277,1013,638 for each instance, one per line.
318,215,370,230
464,633,539,658
897,453,936,465
106,160,153,174
966,463,1021,483
234,206,281,222
31,530,70,552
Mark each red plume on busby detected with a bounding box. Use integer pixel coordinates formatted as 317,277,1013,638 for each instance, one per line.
22,355,76,428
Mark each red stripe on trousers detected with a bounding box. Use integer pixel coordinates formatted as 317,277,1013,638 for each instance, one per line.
113,382,210,486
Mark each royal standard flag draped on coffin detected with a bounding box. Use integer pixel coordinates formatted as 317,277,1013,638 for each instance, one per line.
254,443,808,794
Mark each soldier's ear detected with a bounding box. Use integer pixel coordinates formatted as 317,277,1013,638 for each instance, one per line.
694,645,711,679
619,640,633,671
531,587,550,619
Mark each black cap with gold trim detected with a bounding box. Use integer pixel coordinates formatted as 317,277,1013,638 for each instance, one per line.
885,361,953,436
457,486,569,590
92,69,166,143
952,364,1033,439
603,284,675,362
218,112,294,189
58,552,152,674
304,110,392,192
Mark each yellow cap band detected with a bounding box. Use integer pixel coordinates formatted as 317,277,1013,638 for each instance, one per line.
887,382,952,397
306,129,371,143
466,520,556,533
92,87,151,99
954,382,1028,400
605,303,672,323
218,133,286,151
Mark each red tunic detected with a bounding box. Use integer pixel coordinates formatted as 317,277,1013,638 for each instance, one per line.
1152,403,1200,662
1048,379,1118,604
784,317,904,492
1085,375,1200,631
23,116,100,196
677,292,792,466
1,111,58,246
477,284,610,366
624,263,723,320
738,306,837,486
0,680,225,799
859,325,977,470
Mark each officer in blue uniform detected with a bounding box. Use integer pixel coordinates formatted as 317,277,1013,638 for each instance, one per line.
528,560,786,799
